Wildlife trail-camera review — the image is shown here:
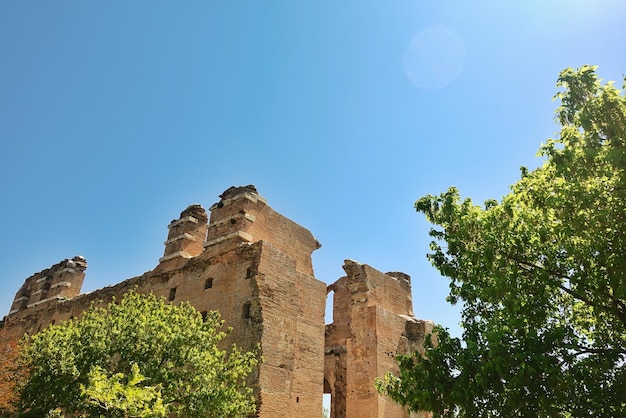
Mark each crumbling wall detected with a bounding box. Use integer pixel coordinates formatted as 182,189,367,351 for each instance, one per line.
7,256,87,318
325,260,434,418
1,185,326,418
1,185,434,418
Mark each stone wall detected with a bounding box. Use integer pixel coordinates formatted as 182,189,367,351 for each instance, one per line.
7,256,87,318
325,260,435,418
1,185,433,418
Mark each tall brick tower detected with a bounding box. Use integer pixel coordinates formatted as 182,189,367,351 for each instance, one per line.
153,185,327,417
325,260,434,418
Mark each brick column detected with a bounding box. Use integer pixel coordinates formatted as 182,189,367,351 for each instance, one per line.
159,204,208,262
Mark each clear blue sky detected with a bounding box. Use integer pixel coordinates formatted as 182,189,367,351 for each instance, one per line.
1,1,625,337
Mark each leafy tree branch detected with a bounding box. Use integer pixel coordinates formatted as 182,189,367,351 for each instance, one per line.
377,66,626,417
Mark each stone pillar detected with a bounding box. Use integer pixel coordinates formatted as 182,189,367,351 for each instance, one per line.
159,204,208,263
204,185,265,258
7,256,87,317
324,260,434,418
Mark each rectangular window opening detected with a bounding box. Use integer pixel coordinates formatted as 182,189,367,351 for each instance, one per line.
242,301,251,319
168,287,177,301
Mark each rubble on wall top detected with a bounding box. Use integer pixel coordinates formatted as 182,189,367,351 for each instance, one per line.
399,314,434,325
219,185,258,200
65,256,88,271
64,256,87,267
211,185,267,211
179,204,208,222
343,259,362,267
25,256,88,280
386,271,411,283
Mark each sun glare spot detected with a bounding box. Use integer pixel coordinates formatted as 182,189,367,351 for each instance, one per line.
403,26,466,89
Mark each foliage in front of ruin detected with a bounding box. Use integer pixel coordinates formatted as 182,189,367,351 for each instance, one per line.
18,291,258,417
376,66,626,416
0,329,29,416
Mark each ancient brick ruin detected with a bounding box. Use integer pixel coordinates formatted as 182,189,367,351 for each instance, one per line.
1,185,433,418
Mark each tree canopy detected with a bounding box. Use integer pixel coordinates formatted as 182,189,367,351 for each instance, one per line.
18,291,258,417
377,66,626,417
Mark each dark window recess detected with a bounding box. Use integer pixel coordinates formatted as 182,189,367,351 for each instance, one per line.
205,278,213,289
168,287,177,301
242,301,252,319
245,267,253,279
201,311,208,321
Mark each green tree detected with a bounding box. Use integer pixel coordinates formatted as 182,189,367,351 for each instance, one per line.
19,291,258,417
377,66,626,417
80,363,166,417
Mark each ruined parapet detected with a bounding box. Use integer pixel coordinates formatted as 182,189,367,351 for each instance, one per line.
205,185,320,276
204,185,264,256
1,185,433,418
7,256,87,317
325,260,433,418
2,186,327,418
400,316,434,357
158,204,208,266
341,260,414,317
